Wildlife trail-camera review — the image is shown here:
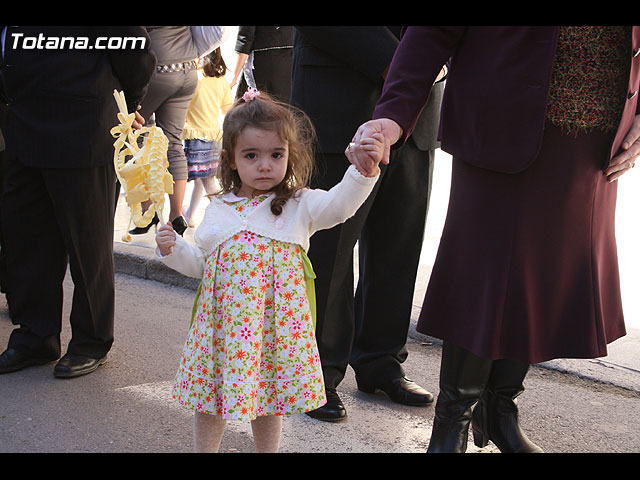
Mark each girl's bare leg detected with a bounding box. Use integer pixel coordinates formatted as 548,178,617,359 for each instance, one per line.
250,415,283,453
194,411,227,453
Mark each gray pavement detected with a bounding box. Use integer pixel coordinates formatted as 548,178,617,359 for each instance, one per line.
1,188,639,454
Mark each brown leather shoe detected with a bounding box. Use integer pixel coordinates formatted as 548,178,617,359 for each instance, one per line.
358,376,434,406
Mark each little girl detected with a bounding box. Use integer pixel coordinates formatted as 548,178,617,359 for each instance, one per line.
156,89,384,453
182,47,234,227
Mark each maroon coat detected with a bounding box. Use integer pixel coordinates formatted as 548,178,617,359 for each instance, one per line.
374,26,640,173
373,26,640,363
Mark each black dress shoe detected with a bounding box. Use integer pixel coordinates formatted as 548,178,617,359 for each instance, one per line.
0,347,58,374
358,376,434,406
305,388,347,422
53,353,107,378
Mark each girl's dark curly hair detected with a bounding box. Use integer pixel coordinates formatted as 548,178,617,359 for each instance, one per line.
217,91,316,215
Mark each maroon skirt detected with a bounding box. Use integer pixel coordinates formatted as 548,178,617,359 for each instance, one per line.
417,123,627,364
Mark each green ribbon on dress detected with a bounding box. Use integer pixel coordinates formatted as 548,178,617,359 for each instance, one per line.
301,249,317,330
190,281,203,328
189,248,317,330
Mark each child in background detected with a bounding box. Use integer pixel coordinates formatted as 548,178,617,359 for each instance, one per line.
156,90,384,453
182,47,233,227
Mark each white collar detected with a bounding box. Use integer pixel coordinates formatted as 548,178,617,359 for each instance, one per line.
219,191,245,203
218,191,274,203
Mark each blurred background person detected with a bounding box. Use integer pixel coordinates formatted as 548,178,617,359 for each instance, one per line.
182,47,233,227
131,26,198,237
230,26,293,103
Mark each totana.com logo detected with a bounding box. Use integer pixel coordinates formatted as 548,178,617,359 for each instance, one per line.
9,32,146,50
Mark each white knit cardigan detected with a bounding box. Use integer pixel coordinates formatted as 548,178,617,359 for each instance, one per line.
157,165,379,279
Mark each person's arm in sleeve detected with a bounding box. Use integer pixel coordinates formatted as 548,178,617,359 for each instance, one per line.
302,127,383,231
302,165,379,235
97,26,156,114
373,26,464,149
350,27,463,164
230,26,255,89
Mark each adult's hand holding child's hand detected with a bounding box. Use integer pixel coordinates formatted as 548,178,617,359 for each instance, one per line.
345,118,403,177
345,132,386,177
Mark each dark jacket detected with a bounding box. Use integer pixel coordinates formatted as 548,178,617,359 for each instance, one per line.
235,26,293,55
375,26,640,173
0,25,156,168
291,26,443,155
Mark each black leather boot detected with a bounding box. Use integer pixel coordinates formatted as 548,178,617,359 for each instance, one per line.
426,342,493,453
471,359,543,453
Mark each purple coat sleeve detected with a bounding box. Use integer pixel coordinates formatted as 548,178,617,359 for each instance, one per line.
373,26,464,146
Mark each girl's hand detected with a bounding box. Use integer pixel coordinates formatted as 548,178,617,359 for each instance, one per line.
347,118,403,170
346,118,401,177
606,114,640,182
345,132,386,177
156,222,176,256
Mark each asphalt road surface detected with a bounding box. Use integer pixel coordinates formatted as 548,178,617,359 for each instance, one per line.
1,273,639,454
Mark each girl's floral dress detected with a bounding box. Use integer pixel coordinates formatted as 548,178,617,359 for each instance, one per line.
172,194,327,421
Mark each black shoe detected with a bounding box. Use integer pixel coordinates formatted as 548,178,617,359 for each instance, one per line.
305,388,347,422
0,347,58,374
358,376,435,406
129,213,159,235
171,216,188,236
53,353,107,378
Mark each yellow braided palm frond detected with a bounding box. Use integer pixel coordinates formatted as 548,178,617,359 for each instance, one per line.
111,90,174,242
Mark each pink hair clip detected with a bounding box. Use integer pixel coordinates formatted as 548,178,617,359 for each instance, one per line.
243,87,261,103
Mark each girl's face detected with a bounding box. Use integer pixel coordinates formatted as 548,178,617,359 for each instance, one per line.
231,126,289,198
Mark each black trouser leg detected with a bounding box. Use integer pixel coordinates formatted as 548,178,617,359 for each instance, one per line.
351,142,434,384
307,154,380,389
2,160,66,357
2,159,115,359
